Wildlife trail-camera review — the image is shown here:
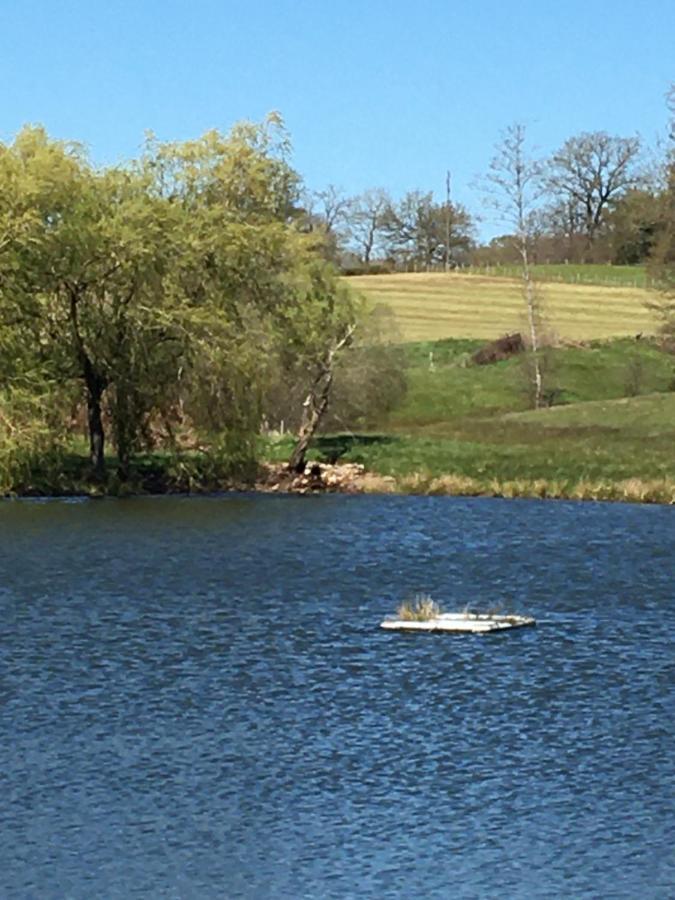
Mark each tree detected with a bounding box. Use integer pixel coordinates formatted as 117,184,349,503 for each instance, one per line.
537,197,587,262
144,119,366,475
0,128,183,479
302,184,353,264
347,188,391,267
310,184,352,234
281,263,360,473
381,191,474,269
484,123,545,408
605,189,661,265
545,131,642,253
141,118,312,467
648,85,675,343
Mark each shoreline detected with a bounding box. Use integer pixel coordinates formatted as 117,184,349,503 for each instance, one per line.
3,461,675,505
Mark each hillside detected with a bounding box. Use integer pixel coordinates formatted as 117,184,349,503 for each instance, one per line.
286,336,675,502
347,272,658,342
307,392,675,501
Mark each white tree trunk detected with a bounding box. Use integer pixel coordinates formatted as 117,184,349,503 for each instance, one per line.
520,243,543,409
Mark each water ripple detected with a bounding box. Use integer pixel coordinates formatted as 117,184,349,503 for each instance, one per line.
1,495,674,898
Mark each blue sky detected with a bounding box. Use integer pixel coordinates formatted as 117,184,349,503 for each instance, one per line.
2,1,673,236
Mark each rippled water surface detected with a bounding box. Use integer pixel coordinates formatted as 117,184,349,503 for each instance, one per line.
2,495,674,898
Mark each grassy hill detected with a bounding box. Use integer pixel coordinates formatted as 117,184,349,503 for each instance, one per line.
386,337,674,427
328,391,675,503
347,272,658,342
287,335,675,502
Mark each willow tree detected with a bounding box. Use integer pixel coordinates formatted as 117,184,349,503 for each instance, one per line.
277,261,359,472
0,117,372,483
144,115,362,474
0,126,184,479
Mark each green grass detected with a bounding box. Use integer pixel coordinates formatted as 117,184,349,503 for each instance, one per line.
318,416,674,484
386,337,675,430
6,331,675,504
288,337,675,501
0,446,260,497
464,264,651,288
347,271,658,342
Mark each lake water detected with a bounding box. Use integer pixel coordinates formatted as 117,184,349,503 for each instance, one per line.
2,495,674,898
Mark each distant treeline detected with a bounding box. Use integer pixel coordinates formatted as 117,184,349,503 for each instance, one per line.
304,89,675,273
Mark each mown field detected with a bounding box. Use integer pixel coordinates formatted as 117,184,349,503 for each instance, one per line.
463,263,651,288
347,271,657,342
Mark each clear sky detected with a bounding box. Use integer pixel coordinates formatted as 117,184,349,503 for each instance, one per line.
2,0,673,236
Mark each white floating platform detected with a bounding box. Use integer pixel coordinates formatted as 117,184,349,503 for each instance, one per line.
380,612,536,634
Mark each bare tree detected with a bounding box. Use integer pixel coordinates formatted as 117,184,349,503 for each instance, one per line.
545,131,642,251
310,184,353,235
540,196,587,261
484,123,545,408
381,190,474,270
380,190,428,266
348,188,390,267
301,184,353,265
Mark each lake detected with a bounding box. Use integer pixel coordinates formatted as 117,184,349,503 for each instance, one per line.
2,495,674,898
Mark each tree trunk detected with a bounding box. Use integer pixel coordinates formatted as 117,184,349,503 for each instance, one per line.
117,443,131,483
288,374,333,473
112,384,133,482
524,274,544,409
288,324,356,474
68,286,108,480
86,375,106,479
520,243,543,409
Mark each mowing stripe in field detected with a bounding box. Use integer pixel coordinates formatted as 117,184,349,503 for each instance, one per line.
346,273,658,342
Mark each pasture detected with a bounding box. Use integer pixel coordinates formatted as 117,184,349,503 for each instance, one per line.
347,272,658,342
464,263,651,287
278,332,675,502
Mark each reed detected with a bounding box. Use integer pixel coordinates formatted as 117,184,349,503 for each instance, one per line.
396,594,442,621
389,473,675,505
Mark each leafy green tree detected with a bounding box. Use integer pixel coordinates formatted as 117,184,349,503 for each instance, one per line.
143,116,366,474
143,118,305,457
648,86,675,343
606,189,662,265
0,127,184,479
